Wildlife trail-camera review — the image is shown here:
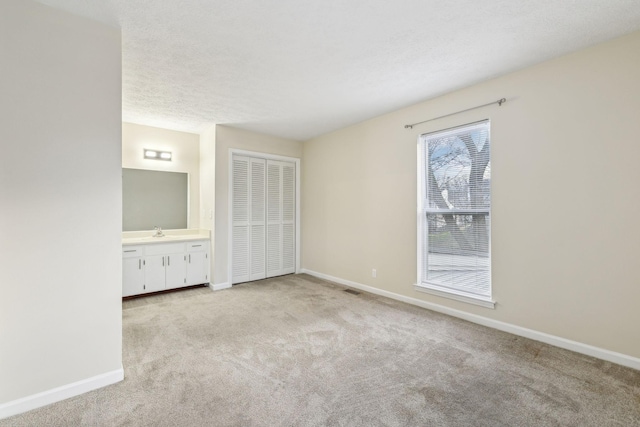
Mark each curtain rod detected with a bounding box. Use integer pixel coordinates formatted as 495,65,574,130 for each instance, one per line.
404,98,506,129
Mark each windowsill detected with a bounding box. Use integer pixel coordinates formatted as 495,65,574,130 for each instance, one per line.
414,283,496,309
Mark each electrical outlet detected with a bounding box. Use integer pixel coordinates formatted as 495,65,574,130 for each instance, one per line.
372,269,377,278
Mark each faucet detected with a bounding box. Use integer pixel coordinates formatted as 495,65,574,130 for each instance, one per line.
153,226,165,237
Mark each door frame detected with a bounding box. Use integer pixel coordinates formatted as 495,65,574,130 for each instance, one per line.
228,149,301,284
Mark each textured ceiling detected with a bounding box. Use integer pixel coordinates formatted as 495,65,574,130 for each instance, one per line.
35,0,640,140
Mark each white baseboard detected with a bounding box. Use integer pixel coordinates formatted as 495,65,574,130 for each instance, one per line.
300,269,640,371
0,367,124,420
212,282,231,291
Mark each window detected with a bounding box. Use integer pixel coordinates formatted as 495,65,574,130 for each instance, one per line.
417,120,493,307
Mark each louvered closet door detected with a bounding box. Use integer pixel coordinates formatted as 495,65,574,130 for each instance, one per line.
266,160,295,278
232,155,294,284
232,156,251,284
232,156,267,284
249,158,266,281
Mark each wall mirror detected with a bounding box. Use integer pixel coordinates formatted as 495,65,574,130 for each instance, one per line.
122,168,189,231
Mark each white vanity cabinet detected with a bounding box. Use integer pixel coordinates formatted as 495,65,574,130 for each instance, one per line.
186,241,209,285
122,239,210,297
144,242,188,291
122,246,145,297
143,255,169,293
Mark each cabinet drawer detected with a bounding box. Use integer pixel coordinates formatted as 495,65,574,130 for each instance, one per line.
145,242,186,256
122,246,144,258
187,241,208,252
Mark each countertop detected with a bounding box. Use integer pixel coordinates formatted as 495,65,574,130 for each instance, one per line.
122,229,210,246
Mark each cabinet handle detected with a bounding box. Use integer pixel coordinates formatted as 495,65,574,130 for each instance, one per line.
168,256,170,266
192,244,202,247
162,257,165,267
189,254,191,263
138,259,141,269
124,249,137,253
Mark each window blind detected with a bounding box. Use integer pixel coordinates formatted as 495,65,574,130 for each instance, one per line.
420,120,491,297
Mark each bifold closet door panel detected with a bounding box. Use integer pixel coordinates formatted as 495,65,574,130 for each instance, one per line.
232,156,251,284
232,155,267,284
249,158,266,281
281,162,295,273
266,161,282,277
266,160,295,278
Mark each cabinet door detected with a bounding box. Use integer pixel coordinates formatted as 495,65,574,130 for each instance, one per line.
187,251,208,285
123,257,144,297
165,254,187,289
144,255,166,293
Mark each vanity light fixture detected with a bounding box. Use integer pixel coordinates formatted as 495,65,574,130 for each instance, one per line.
144,149,172,161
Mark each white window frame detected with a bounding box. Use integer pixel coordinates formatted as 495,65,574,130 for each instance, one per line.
415,120,495,309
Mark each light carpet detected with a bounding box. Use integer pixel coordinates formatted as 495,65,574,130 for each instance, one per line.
2,274,639,426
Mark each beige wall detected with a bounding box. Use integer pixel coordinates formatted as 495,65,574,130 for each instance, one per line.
302,31,640,359
199,124,216,275
122,122,201,229
214,125,302,285
0,0,122,405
